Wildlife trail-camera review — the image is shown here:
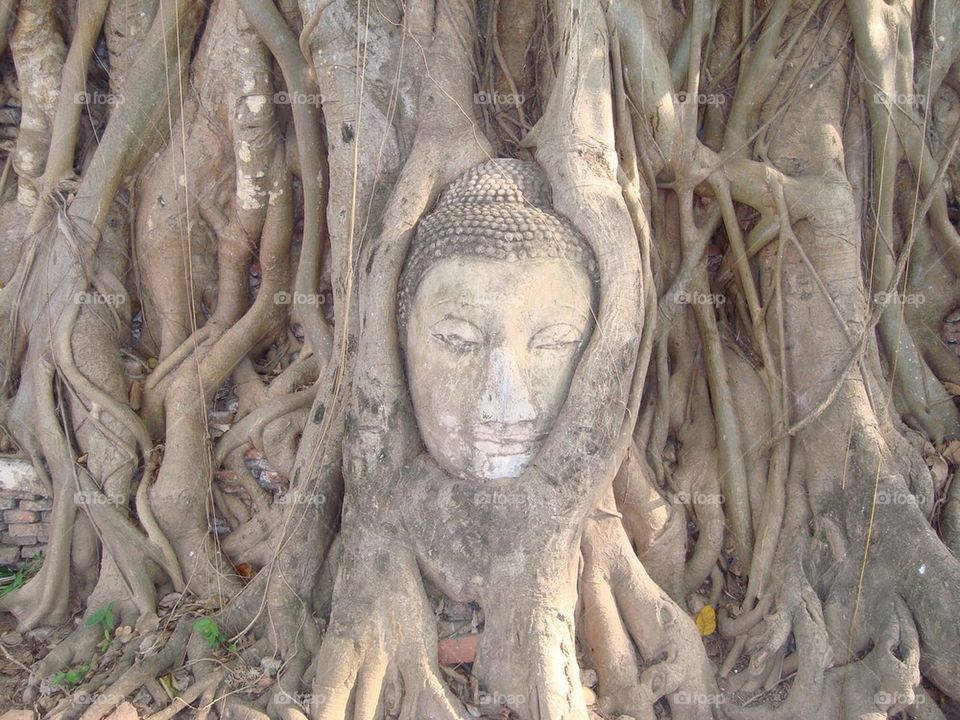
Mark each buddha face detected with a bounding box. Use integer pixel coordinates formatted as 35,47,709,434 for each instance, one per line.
404,256,596,482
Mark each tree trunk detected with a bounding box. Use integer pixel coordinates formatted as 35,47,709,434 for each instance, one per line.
0,0,958,718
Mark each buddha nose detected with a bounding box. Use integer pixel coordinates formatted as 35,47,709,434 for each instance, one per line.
478,346,537,426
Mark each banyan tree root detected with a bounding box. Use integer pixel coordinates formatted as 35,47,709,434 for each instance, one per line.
309,532,469,720
2,0,960,715
0,0,205,635
579,500,718,720
302,0,721,718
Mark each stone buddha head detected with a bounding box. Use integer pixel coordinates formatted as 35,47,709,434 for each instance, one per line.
398,159,599,483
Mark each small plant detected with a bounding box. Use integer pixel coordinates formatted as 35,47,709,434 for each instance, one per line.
86,602,116,651
44,601,113,692
193,617,237,652
0,553,44,598
51,662,89,688
0,566,26,598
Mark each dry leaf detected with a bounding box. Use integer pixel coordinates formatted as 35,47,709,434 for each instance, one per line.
135,612,160,635
158,592,181,609
929,454,949,490
139,633,159,654
695,604,717,636
128,381,143,411
942,440,960,466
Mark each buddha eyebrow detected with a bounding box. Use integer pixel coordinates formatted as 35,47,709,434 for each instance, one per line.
548,303,593,322
423,299,485,311
433,312,473,322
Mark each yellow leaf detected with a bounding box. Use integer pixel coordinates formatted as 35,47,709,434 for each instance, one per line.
944,382,960,396
159,674,178,699
695,604,716,636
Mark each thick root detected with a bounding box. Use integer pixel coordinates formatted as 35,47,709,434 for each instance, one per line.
308,532,468,720
580,504,719,720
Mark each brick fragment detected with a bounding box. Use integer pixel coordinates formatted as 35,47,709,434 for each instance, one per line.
3,510,38,524
19,499,52,512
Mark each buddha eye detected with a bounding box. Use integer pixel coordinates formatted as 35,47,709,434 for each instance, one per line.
530,323,584,350
430,318,484,352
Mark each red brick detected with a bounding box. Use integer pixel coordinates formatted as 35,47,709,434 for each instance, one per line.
19,499,51,512
0,546,20,565
3,509,38,524
437,634,481,665
6,523,41,538
0,499,16,510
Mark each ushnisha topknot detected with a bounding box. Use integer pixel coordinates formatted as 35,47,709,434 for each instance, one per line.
397,158,599,333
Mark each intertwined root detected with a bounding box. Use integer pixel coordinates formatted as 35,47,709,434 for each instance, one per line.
580,511,718,720
309,533,468,720
2,0,960,715
723,580,927,720
717,443,960,720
